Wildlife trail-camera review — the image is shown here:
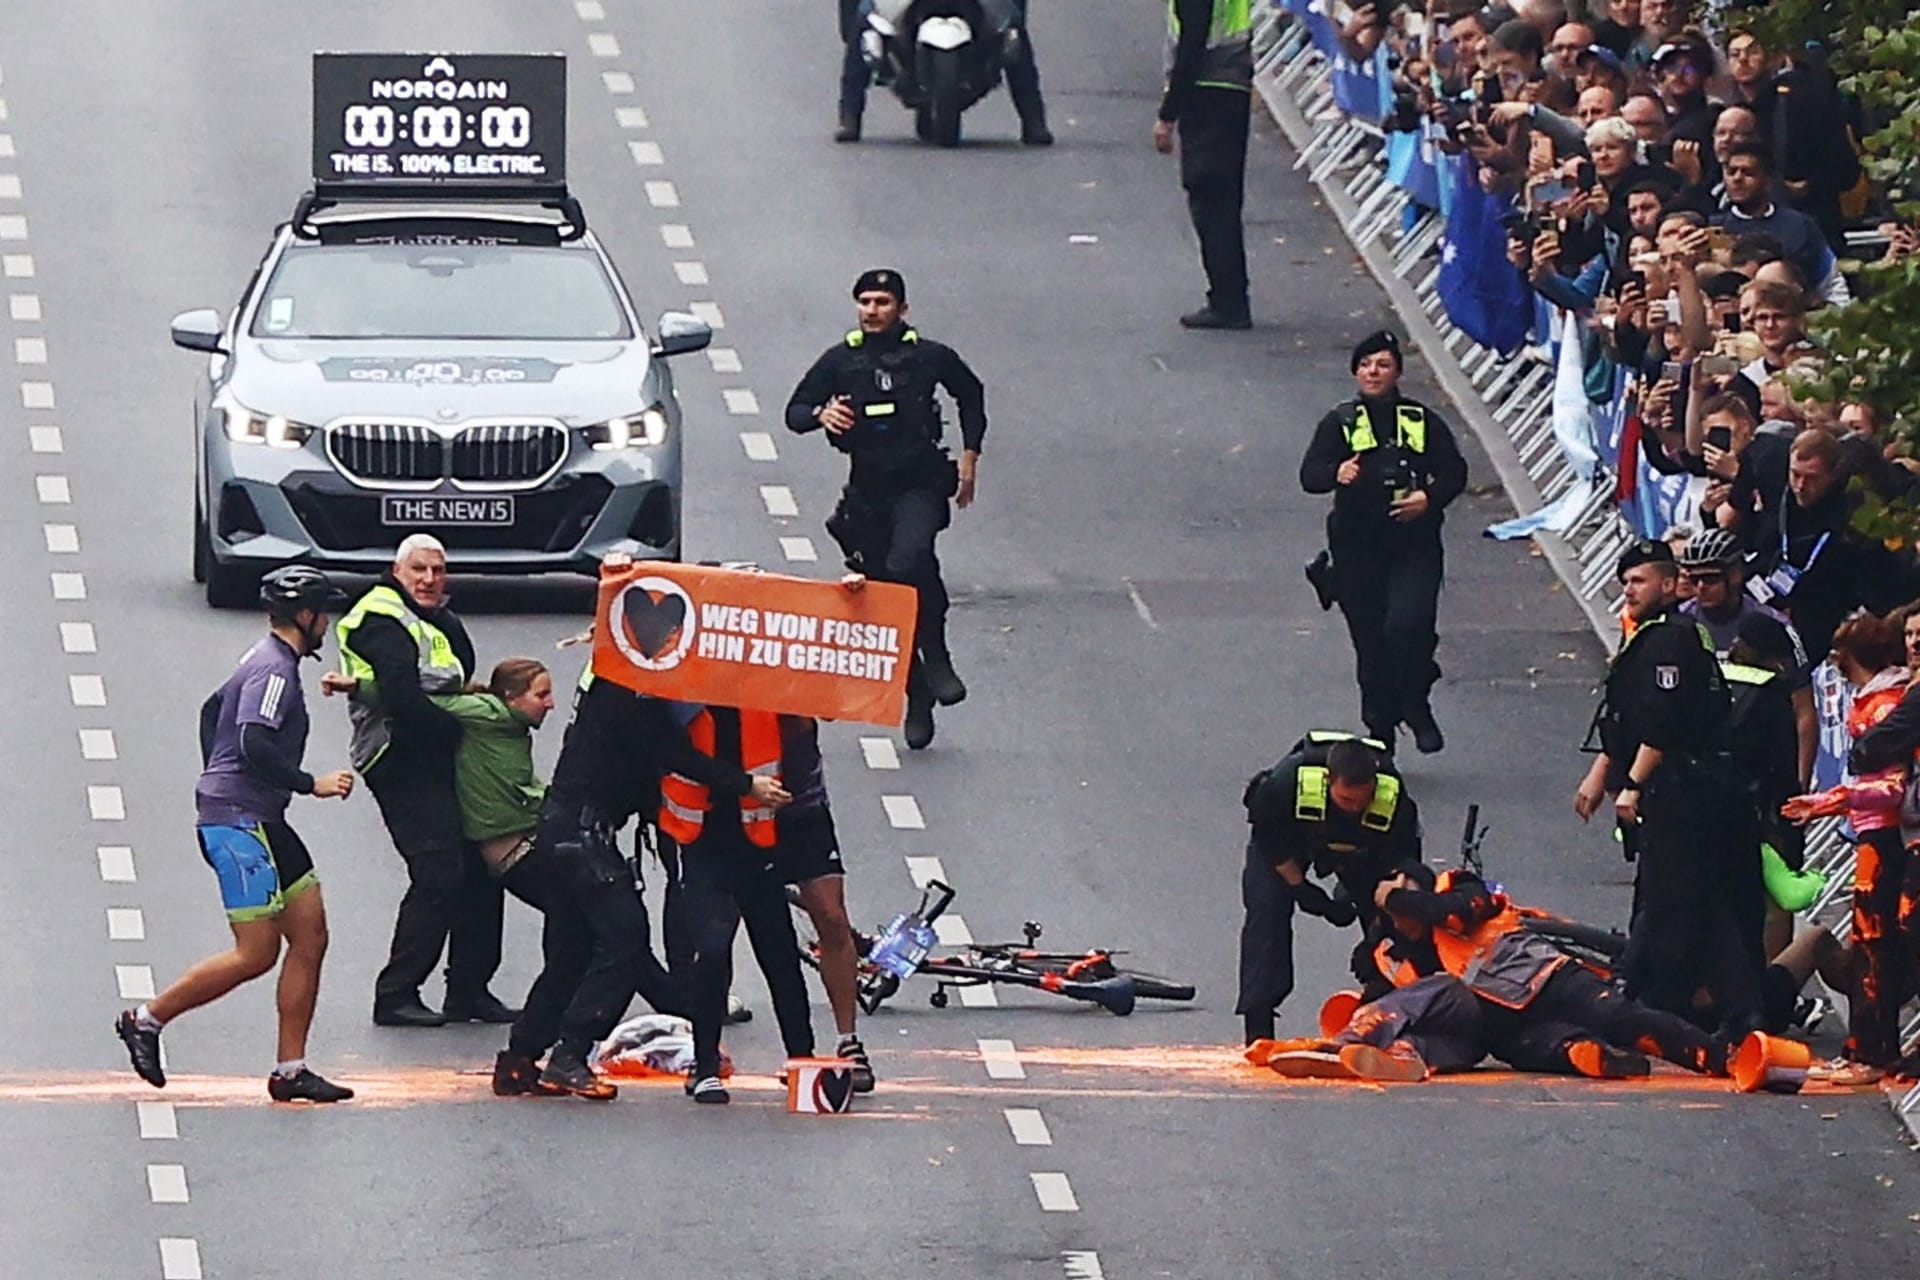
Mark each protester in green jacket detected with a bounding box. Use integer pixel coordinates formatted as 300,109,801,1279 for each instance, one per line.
433,658,556,876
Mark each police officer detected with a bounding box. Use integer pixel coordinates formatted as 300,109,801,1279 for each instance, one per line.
1154,0,1256,328
1300,331,1468,755
335,534,511,1028
835,0,1052,145
1574,539,1761,1033
1237,731,1423,1044
785,269,987,750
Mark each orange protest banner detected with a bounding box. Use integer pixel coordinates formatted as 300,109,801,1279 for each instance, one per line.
591,562,918,726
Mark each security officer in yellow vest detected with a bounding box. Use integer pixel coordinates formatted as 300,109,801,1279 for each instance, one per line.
1573,539,1762,1036
785,269,987,750
1154,0,1255,329
334,534,510,1028
1236,731,1423,1044
1301,331,1468,755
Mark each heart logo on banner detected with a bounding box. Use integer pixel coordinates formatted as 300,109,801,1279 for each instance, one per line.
811,1066,855,1113
622,589,688,661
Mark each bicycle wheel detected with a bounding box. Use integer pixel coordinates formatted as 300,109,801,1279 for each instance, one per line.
1114,970,1196,1002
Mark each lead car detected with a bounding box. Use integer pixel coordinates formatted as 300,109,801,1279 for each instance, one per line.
173,178,710,607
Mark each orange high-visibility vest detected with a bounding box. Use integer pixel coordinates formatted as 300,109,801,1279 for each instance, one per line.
1381,870,1567,1009
658,710,783,849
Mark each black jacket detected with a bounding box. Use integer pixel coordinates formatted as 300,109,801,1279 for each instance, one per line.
352,574,476,767
1300,392,1468,551
547,680,754,832
1595,611,1727,790
785,323,987,494
1245,753,1423,929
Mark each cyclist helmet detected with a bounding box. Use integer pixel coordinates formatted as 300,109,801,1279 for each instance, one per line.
1680,528,1740,570
259,565,350,617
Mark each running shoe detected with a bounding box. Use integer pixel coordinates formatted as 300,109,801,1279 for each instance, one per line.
267,1069,354,1103
690,1075,730,1105
1339,1042,1429,1083
492,1051,566,1097
1567,1040,1651,1080
114,1010,165,1089
539,1050,617,1101
1267,1049,1354,1079
1808,1057,1885,1087
839,1035,876,1093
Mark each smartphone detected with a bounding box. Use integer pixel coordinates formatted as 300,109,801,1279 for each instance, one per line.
1706,227,1733,255
1619,269,1647,293
1700,353,1741,378
1659,360,1688,384
1529,178,1575,206
1405,13,1428,41
1575,161,1597,190
1646,141,1675,166
1706,426,1733,452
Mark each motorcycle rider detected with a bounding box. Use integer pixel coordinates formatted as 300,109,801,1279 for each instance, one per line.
836,0,1053,145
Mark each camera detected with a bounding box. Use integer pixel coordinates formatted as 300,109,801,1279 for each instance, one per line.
1645,141,1674,166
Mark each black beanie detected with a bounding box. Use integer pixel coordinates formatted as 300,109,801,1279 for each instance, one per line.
853,269,906,303
1350,329,1403,373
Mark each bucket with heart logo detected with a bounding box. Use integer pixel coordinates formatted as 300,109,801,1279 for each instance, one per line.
785,1057,857,1114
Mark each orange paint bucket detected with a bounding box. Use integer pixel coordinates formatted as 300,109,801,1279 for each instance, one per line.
1731,1032,1811,1094
1318,990,1363,1039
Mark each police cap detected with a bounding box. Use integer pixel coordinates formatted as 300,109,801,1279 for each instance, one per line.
1350,328,1403,373
853,269,906,303
1615,537,1676,581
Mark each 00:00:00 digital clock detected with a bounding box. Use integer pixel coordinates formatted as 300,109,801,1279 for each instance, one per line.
341,104,534,149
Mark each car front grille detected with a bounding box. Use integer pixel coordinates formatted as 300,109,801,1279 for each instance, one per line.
326,418,569,490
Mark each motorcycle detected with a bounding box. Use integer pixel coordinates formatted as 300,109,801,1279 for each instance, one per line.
859,0,1029,147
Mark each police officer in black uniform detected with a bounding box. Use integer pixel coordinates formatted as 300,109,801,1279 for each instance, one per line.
1574,540,1761,1034
1155,0,1257,328
835,0,1052,145
1237,732,1423,1044
785,269,987,750
1301,331,1468,755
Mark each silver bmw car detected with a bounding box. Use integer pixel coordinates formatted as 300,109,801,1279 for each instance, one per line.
172,193,709,606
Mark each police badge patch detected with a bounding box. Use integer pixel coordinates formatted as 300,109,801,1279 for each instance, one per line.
1655,665,1679,689
876,370,895,392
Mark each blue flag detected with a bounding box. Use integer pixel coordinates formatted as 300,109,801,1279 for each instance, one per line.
1435,155,1531,356
1330,44,1391,122
1385,128,1441,209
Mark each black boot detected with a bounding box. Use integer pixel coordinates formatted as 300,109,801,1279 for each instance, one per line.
443,989,520,1024
493,1050,566,1097
904,691,936,751
835,112,862,143
1403,705,1445,755
1020,112,1054,146
539,1045,617,1100
1180,305,1252,331
919,650,967,706
372,994,447,1028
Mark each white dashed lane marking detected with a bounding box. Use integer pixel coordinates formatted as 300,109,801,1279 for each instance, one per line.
881,794,925,829
902,853,942,882
958,984,1000,1008
146,1164,189,1205
1004,1108,1054,1146
978,1039,1025,1080
932,913,974,946
61,621,96,653
759,484,798,518
15,335,45,362
587,32,621,58
116,964,155,1001
574,0,605,18
21,378,53,407
0,133,13,158
739,432,777,461
2,252,33,276
660,223,695,249
1062,1251,1107,1279
106,907,145,941
688,301,725,329
69,673,106,706
616,106,650,129
35,474,67,502
602,70,635,94
706,347,742,374
1030,1173,1080,1213
43,522,78,553
79,728,117,760
644,180,680,208
0,173,19,199
10,292,40,319
779,536,818,563
88,785,125,820
0,212,25,238
627,140,665,166
863,737,903,771
674,260,709,286
50,570,85,599
136,1101,177,1140
97,846,136,882
723,388,760,415
159,1239,204,1280
29,425,60,452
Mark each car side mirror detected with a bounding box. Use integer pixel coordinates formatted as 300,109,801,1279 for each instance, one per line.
170,308,226,354
652,310,712,358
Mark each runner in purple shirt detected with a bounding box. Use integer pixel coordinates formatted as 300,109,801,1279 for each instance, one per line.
114,568,361,1103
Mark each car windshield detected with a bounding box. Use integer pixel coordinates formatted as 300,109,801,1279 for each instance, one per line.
251,242,632,340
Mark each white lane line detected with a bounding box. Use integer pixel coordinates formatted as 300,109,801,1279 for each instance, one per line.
136,1101,177,1140
706,346,741,374
587,32,621,57
1031,1173,1080,1213
864,737,904,771
616,106,650,129
2,252,33,277
117,964,155,1000
1004,1108,1053,1146
50,570,85,599
660,223,694,248
107,907,145,941
739,432,777,461
15,335,46,362
159,1238,204,1280
644,180,680,208
958,984,1000,1008
627,140,665,166
0,173,18,199
1062,1251,1107,1280
44,522,79,553
21,379,53,407
903,853,943,883
574,0,606,18
881,794,925,829
98,846,136,882
61,621,97,653
0,213,26,239
146,1164,189,1205
70,673,107,706
932,913,974,946
89,784,125,820
759,484,798,518
779,536,818,563
79,728,117,760
673,260,709,285
0,134,12,158
35,474,69,503
1123,577,1159,630
689,301,725,329
978,1038,1025,1079
723,388,760,415
10,292,40,320
29,424,60,452
602,70,635,95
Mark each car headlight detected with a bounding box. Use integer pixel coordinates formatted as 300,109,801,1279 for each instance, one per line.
218,396,315,450
588,404,671,451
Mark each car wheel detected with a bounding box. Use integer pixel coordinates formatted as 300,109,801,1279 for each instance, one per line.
204,556,258,609
192,497,209,585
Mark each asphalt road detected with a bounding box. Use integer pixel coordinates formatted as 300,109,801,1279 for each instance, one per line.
0,2,1915,1277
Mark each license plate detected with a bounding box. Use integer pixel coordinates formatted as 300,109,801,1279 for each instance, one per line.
380,495,516,527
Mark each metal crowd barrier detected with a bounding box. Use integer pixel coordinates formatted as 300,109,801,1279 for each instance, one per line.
1249,6,1918,1124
